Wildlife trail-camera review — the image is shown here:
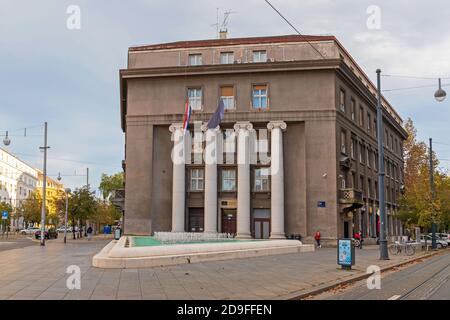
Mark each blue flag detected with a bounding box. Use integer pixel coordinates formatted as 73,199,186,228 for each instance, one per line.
207,99,225,129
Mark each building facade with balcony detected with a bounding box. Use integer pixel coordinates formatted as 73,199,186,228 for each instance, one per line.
120,34,407,242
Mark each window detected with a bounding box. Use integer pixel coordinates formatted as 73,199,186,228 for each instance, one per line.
190,169,204,191
367,113,371,133
350,99,356,120
360,175,365,194
223,130,236,153
351,137,356,159
367,148,371,168
191,130,203,155
220,86,235,110
188,54,202,66
339,90,346,113
367,179,372,198
390,134,394,150
340,130,347,154
254,168,270,191
253,50,267,63
352,172,356,189
220,52,234,64
359,142,363,163
359,106,364,127
188,88,202,110
252,85,268,109
374,119,378,138
222,169,236,191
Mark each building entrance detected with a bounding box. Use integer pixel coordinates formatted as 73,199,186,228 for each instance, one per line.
188,208,204,233
221,209,237,235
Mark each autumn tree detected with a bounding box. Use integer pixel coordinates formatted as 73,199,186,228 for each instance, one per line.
399,118,448,232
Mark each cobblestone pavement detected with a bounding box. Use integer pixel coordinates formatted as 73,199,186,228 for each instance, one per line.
0,238,441,300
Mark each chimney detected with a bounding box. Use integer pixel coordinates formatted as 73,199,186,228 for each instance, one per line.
219,30,228,39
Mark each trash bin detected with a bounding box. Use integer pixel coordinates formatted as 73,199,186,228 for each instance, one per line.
114,227,121,240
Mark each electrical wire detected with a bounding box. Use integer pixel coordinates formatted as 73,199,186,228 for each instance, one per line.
264,0,326,60
382,74,450,80
383,83,450,93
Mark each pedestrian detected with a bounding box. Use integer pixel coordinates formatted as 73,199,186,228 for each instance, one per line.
314,230,321,248
87,226,93,241
354,230,362,249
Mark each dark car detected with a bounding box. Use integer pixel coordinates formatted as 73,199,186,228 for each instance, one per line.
35,229,58,240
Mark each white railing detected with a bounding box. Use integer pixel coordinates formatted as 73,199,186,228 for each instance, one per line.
154,232,234,244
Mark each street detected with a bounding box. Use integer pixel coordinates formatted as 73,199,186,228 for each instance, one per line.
312,250,450,300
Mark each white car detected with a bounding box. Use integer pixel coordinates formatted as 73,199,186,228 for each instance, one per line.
420,235,448,248
20,227,40,235
56,226,73,233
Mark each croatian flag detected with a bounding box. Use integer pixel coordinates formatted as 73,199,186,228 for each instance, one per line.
182,101,192,135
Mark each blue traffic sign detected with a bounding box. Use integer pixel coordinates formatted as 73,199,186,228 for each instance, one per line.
1,211,8,220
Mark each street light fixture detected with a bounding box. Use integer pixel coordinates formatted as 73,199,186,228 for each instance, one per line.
64,188,71,244
435,78,447,102
3,131,10,146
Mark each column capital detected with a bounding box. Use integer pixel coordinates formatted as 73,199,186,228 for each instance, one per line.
169,123,184,133
234,121,253,132
201,123,221,132
267,121,287,131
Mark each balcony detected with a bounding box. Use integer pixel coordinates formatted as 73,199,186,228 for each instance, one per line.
339,188,364,211
111,189,125,211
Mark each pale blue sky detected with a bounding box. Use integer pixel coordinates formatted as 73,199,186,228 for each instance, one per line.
1,0,449,193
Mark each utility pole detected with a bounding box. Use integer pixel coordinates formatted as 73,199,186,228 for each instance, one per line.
86,167,89,189
429,138,437,249
40,122,49,246
376,69,389,260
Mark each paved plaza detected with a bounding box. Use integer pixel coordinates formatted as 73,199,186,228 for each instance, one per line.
0,237,441,300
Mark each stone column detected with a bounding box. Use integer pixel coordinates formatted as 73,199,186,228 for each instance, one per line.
267,121,287,239
169,124,186,232
234,122,253,239
203,125,221,233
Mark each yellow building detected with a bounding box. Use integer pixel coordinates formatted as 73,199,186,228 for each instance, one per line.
36,171,65,222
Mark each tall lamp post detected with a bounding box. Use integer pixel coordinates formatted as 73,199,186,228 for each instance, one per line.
376,72,446,260
64,188,71,244
2,122,49,246
429,139,437,250
376,69,389,260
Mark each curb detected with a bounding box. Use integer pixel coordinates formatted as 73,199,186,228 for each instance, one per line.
282,249,447,300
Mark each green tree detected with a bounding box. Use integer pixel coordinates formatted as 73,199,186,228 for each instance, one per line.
99,172,124,200
19,191,45,226
67,186,98,239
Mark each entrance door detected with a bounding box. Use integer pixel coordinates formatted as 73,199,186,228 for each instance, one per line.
188,208,204,233
222,209,236,235
254,209,271,239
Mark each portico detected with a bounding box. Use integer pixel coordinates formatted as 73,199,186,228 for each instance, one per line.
168,121,287,239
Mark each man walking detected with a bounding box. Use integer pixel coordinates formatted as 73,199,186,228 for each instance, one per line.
314,230,321,248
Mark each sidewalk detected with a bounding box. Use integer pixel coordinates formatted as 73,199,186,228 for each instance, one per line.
0,240,445,300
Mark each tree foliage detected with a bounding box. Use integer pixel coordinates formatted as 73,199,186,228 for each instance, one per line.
399,118,450,231
99,172,124,200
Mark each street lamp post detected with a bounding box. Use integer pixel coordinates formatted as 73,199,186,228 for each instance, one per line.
376,69,389,260
64,188,71,244
39,122,49,246
429,138,437,250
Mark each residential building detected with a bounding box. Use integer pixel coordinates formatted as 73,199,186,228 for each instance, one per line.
0,148,38,230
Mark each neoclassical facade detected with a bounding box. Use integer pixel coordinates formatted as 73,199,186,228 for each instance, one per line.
120,35,407,241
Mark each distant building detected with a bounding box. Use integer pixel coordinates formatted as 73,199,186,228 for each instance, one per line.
120,35,407,242
36,171,65,221
0,147,38,230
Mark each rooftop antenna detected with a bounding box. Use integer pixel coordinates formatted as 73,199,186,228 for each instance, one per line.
220,10,236,38
211,8,220,39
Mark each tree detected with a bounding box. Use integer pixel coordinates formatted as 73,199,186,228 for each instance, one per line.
399,118,448,232
19,191,45,226
67,186,98,239
99,172,124,200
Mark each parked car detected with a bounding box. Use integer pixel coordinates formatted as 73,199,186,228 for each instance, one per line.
35,229,58,240
19,227,40,235
56,226,73,233
420,235,448,248
427,233,450,245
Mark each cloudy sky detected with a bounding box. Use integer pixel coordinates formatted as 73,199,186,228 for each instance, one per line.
1,0,450,192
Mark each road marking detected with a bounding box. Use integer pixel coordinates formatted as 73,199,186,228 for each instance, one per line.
388,295,402,300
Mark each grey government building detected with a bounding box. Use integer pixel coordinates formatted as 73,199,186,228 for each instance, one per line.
119,34,407,243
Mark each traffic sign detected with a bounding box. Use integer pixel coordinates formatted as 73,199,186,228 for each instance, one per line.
1,211,8,220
